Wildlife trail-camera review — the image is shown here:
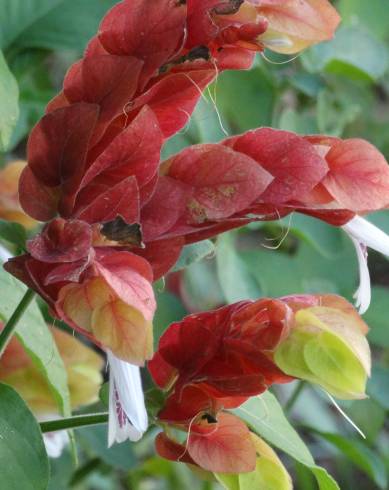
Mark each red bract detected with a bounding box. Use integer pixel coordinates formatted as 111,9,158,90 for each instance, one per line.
140,129,389,244
5,0,360,377
156,412,257,474
5,220,156,364
149,298,292,422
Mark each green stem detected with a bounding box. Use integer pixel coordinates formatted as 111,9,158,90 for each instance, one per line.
40,412,109,433
0,289,36,358
285,381,306,413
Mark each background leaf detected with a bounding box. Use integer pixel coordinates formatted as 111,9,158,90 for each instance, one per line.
0,267,70,416
234,393,340,490
0,383,49,490
0,50,18,151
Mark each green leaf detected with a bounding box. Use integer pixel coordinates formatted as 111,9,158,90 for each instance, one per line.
338,0,389,41
314,431,388,489
13,0,117,52
302,26,388,81
0,383,49,490
289,215,344,258
364,286,389,348
0,220,27,248
78,425,137,471
172,240,215,272
0,50,19,151
0,267,70,416
367,365,389,410
0,0,64,49
234,393,340,490
216,64,276,132
216,232,261,303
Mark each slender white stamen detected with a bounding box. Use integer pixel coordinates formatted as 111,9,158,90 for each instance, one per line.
325,392,366,439
107,351,148,447
342,216,389,313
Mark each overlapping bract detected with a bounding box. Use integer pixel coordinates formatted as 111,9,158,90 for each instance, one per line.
4,0,357,363
151,294,370,475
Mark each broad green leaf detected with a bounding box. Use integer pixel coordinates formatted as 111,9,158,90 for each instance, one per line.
0,383,49,490
0,267,70,416
0,0,63,49
0,50,19,151
314,431,387,489
338,0,389,41
234,393,340,490
216,232,261,303
172,240,215,272
0,220,27,248
302,26,388,81
14,0,117,52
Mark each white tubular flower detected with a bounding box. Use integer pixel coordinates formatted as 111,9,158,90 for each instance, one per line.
342,215,389,314
107,350,148,447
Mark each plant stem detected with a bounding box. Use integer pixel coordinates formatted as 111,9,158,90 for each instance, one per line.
285,381,306,413
0,288,36,358
40,412,109,433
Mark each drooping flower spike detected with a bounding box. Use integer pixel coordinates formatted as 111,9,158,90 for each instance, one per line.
151,293,370,477
4,0,383,451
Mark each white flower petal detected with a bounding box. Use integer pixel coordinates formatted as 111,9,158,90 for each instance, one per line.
342,216,389,257
349,236,371,314
107,351,148,447
342,216,389,313
43,430,70,458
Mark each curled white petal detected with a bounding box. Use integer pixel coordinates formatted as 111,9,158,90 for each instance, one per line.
342,216,389,257
0,244,12,262
107,351,148,447
349,237,371,315
342,216,389,314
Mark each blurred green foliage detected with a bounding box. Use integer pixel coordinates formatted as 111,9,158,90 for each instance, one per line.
0,0,388,489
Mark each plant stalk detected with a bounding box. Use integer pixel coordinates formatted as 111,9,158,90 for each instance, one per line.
285,381,306,413
40,412,109,433
0,288,36,358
